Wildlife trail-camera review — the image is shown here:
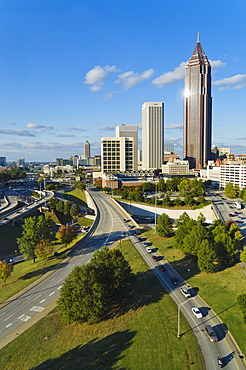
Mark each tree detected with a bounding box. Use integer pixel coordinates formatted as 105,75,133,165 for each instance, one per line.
56,225,78,245
224,182,239,198
158,178,166,192
0,260,14,285
48,197,59,210
63,200,72,216
174,212,195,250
56,200,64,213
162,194,172,206
178,178,204,197
240,249,246,264
212,225,235,266
237,293,246,324
74,182,85,191
70,203,80,217
58,247,134,324
182,221,208,256
156,213,173,237
197,240,216,273
17,215,55,263
35,239,54,261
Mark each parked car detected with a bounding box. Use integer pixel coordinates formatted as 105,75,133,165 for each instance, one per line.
192,307,203,318
146,247,152,253
152,255,158,261
180,287,191,298
228,213,233,217
158,264,166,272
142,242,148,247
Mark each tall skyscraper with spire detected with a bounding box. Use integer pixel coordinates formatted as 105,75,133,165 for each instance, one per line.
84,140,90,158
183,34,212,169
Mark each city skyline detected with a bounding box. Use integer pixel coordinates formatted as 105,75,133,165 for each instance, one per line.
0,1,246,162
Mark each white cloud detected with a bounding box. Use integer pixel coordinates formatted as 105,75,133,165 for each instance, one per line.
25,122,54,131
0,129,36,137
67,126,87,132
152,62,186,87
99,125,116,132
116,69,154,88
84,65,119,91
213,74,246,90
210,60,226,70
165,123,183,130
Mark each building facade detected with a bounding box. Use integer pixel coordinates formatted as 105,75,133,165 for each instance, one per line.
115,124,138,171
183,35,212,170
220,164,246,190
142,102,164,171
101,137,134,173
84,140,91,158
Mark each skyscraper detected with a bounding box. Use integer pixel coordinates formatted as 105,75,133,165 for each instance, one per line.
115,124,138,171
142,102,164,170
84,140,90,158
183,34,212,169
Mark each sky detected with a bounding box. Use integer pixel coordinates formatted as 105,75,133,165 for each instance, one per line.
0,0,246,163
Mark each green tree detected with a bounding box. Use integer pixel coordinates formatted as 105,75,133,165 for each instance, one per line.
63,200,72,216
58,247,134,324
174,197,183,206
178,178,204,197
35,239,54,261
56,200,64,213
224,182,237,198
74,182,85,191
197,240,216,273
182,221,208,256
240,187,246,202
156,213,173,237
0,260,14,285
240,249,246,263
17,215,55,263
174,212,195,250
212,225,235,266
70,203,80,217
48,197,59,210
162,194,172,206
158,178,166,192
56,225,78,245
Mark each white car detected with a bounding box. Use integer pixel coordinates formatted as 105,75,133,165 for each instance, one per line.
142,242,148,247
146,247,152,253
180,288,191,298
192,307,202,319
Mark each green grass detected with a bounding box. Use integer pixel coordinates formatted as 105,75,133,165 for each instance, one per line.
64,189,87,207
144,229,246,354
0,240,204,370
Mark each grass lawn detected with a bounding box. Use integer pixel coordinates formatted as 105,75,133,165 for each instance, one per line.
0,240,204,370
63,189,87,207
144,229,246,355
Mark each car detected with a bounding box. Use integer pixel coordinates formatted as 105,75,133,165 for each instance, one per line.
180,287,191,298
122,219,128,223
158,264,166,271
192,307,203,318
235,220,240,224
228,213,233,217
142,242,148,247
128,225,134,229
204,325,218,342
137,236,142,241
171,277,179,285
152,255,158,261
146,247,152,253
234,211,239,215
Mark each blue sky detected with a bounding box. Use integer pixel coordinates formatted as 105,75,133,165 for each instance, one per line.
0,0,246,162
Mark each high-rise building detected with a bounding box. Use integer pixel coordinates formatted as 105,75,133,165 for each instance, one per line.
0,157,6,167
101,137,134,173
183,34,212,169
142,102,164,170
84,140,90,158
115,124,138,171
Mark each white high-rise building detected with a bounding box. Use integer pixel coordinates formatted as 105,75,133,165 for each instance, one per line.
101,137,134,173
142,102,164,170
115,124,138,171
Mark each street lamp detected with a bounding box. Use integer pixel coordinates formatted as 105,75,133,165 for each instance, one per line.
154,181,157,233
177,297,195,337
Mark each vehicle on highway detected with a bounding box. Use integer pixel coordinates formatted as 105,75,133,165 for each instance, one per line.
234,211,239,215
142,242,149,247
192,307,203,318
122,219,128,223
171,277,179,285
180,287,191,298
158,264,166,271
152,255,158,261
146,247,152,253
204,325,218,342
228,213,233,217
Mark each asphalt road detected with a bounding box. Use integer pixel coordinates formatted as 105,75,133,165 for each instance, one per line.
0,188,245,369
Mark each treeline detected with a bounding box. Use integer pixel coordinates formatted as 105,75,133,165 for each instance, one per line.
48,197,81,218
121,178,206,207
0,167,26,182
174,213,243,273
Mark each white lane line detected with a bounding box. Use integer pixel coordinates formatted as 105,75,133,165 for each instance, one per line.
57,285,62,290
56,278,63,283
33,294,42,301
18,314,25,320
3,314,13,322
5,323,13,328
30,306,44,312
20,315,31,322
39,299,46,304
0,312,6,317
49,292,55,297
50,277,55,281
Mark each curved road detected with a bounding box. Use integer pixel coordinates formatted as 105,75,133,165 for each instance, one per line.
0,188,245,369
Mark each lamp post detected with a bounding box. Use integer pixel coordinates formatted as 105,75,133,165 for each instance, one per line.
177,297,195,337
154,181,157,233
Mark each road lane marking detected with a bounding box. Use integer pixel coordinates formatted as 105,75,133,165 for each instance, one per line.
0,312,6,317
33,294,41,301
30,306,44,313
3,315,13,322
57,285,62,290
18,314,25,320
56,278,63,283
5,323,12,328
20,315,31,322
49,292,55,296
39,299,46,304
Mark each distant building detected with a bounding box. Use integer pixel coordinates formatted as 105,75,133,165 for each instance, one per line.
162,160,190,175
116,124,138,171
183,34,212,169
73,155,79,167
164,152,180,163
142,102,164,170
56,158,64,166
17,158,25,167
0,157,6,167
101,137,135,173
84,140,91,158
220,164,246,190
164,143,174,152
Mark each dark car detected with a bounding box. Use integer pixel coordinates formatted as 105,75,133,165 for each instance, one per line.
152,255,158,261
229,213,233,217
171,277,179,285
158,264,166,272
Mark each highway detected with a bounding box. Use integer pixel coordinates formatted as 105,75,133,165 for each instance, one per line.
0,188,245,369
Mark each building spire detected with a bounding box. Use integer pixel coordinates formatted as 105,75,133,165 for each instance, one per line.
197,31,200,43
